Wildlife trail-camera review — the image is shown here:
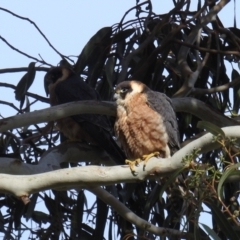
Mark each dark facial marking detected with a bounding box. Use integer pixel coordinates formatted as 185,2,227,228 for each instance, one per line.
116,81,132,99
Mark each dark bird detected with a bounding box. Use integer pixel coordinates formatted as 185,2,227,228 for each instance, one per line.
44,66,125,165
114,80,180,171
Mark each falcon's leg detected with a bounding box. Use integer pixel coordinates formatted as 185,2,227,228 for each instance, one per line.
125,159,142,172
142,151,160,168
125,151,160,172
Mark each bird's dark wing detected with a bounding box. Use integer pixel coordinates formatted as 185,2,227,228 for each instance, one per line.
146,90,180,154
55,74,125,164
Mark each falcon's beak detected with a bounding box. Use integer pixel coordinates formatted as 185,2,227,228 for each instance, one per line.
113,91,119,101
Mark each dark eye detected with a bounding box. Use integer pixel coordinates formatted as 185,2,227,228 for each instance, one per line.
120,87,129,93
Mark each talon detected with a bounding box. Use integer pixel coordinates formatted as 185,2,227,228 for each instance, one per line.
125,159,141,172
142,151,160,167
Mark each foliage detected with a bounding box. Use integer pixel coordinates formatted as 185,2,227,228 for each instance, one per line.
1,0,240,239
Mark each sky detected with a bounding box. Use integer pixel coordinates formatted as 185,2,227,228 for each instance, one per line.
0,0,239,238
0,0,239,117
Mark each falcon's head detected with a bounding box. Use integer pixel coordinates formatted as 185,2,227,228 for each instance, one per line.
113,81,148,105
44,67,71,96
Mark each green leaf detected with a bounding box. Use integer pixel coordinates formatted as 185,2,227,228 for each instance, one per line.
232,68,239,80
159,166,186,201
217,162,240,200
232,69,240,113
205,199,240,240
15,73,28,101
229,27,240,38
75,27,112,74
197,121,225,138
15,62,36,101
93,198,108,239
194,223,201,240
105,56,115,89
32,211,49,225
112,29,135,43
199,223,221,240
15,62,36,109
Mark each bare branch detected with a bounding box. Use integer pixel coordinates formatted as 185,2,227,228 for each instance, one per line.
0,142,115,175
192,76,240,95
0,35,52,66
173,98,238,127
89,186,190,239
0,100,19,112
0,126,239,195
0,82,49,103
0,66,49,74
0,7,71,62
172,39,240,57
0,99,237,133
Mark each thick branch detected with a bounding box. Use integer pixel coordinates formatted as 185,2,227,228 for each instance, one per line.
173,98,238,127
0,99,237,132
0,142,114,175
0,126,239,197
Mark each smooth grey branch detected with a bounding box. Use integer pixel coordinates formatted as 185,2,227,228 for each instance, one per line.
0,99,238,133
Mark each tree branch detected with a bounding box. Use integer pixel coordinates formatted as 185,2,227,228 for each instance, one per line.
0,126,238,196
175,0,230,97
0,99,237,132
88,186,190,239
0,35,52,66
0,126,238,238
0,66,49,74
0,7,71,62
173,98,238,127
192,76,240,95
0,82,49,103
0,142,115,175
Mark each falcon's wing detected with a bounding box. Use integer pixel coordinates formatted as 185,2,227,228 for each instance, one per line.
54,75,110,131
146,90,180,154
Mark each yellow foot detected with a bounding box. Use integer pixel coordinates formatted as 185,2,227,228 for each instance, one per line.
142,151,160,168
125,151,160,172
125,159,142,172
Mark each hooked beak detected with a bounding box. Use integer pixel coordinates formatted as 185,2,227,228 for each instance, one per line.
113,91,120,101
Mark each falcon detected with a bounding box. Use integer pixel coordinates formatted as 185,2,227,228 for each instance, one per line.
114,80,180,171
44,66,125,165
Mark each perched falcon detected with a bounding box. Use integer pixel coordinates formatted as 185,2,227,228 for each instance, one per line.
44,66,125,165
114,80,180,171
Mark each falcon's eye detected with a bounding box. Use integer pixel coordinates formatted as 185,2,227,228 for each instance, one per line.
120,87,129,93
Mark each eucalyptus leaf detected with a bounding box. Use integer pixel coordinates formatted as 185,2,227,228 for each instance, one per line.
197,121,225,138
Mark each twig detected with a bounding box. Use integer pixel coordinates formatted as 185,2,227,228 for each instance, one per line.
172,39,240,57
0,82,49,103
0,100,20,112
0,7,73,63
193,76,240,95
0,67,49,74
0,35,52,66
